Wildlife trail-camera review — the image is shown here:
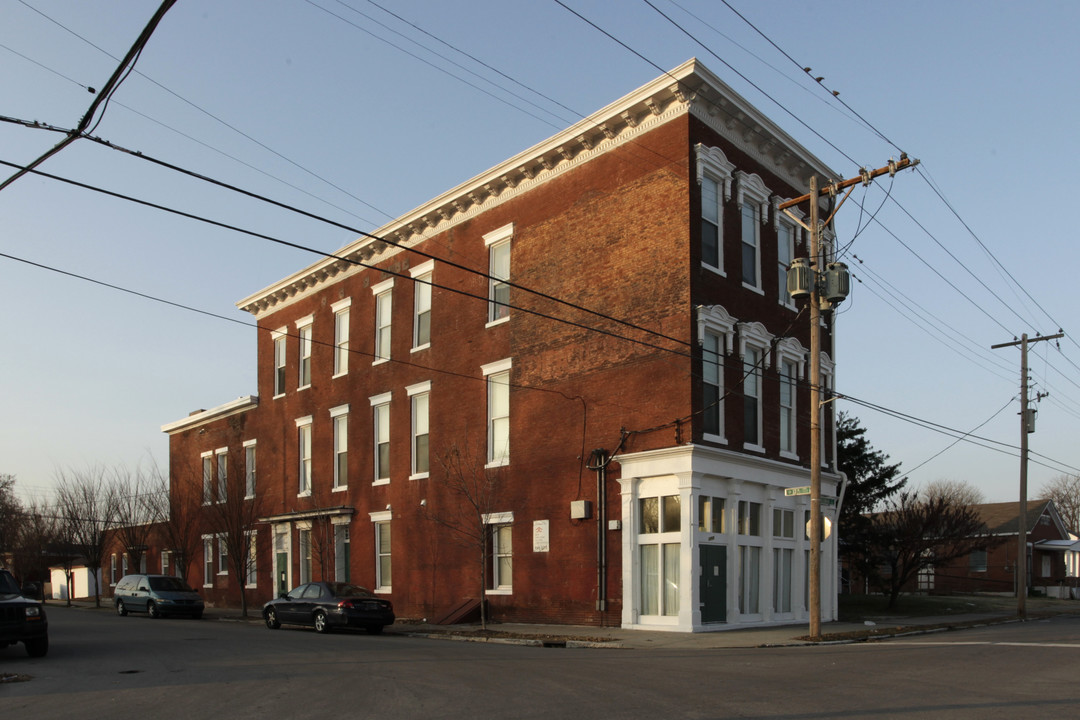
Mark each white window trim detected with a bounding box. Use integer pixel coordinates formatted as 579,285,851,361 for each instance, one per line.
200,451,213,506
776,338,807,461
216,532,229,576
695,144,735,275
484,223,513,328
735,171,772,294
697,305,736,444
410,260,434,352
202,535,214,588
406,381,432,480
296,415,313,497
777,207,803,310
245,530,258,589
272,327,288,399
370,392,392,486
370,510,392,594
372,278,394,366
296,315,314,390
482,359,512,468
215,447,228,505
331,297,351,379
738,322,773,454
483,512,514,595
243,438,257,499
330,404,350,491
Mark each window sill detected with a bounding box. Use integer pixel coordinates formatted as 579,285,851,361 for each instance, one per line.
409,472,430,481
741,283,765,296
411,343,430,353
779,450,799,461
743,443,766,454
245,583,257,589
244,493,255,500
485,316,510,329
332,371,348,380
485,588,512,596
203,584,212,589
372,358,389,367
485,459,510,469
702,432,728,445
298,384,311,392
373,478,390,487
701,263,726,277
273,393,285,400
297,491,312,498
375,587,391,595
217,571,228,576
332,486,347,493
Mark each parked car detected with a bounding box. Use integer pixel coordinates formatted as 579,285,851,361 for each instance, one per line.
114,574,204,619
0,568,48,657
263,582,394,634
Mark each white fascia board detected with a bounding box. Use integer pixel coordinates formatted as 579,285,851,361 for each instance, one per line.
161,396,258,435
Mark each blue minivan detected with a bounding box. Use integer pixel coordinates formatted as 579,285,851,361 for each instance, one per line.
114,574,204,619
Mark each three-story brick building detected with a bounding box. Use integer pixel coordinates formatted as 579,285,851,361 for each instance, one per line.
162,59,845,632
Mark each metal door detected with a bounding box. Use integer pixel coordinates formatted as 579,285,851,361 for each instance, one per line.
699,545,727,623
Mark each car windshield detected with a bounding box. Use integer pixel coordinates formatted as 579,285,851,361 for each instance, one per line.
149,577,191,592
325,583,373,598
0,572,20,595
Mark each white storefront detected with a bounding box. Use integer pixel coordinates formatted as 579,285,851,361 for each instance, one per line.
618,444,842,632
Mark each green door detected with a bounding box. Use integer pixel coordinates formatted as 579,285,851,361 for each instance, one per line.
699,545,727,623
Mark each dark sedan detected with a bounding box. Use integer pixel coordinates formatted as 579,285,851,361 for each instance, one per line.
263,582,394,635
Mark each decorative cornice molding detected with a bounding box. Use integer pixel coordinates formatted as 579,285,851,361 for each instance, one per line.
237,59,839,317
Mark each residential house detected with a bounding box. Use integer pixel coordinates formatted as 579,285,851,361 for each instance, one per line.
926,499,1071,597
161,59,845,632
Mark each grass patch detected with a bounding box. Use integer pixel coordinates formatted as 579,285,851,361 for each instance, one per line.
838,592,1079,621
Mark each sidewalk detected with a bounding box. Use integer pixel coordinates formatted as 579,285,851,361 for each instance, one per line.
59,598,1032,650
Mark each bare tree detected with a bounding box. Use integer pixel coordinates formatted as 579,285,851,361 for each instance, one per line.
863,490,997,609
424,441,505,629
146,460,203,586
55,466,120,607
11,496,59,594
922,478,985,507
0,474,23,563
206,451,264,617
1039,474,1080,535
110,465,157,574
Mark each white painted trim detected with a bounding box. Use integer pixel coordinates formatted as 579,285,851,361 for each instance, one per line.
481,358,513,376
483,222,514,247
371,277,394,295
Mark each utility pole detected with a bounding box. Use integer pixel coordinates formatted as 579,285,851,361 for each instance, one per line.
781,155,917,640
991,331,1063,618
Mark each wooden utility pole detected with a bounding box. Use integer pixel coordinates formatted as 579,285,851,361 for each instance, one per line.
991,331,1063,618
780,155,917,640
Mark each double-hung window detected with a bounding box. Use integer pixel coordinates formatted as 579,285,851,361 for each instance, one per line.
203,537,214,587
370,392,392,484
484,512,514,593
217,535,228,575
201,452,213,505
296,416,313,495
778,217,798,308
246,532,257,587
482,359,511,466
273,329,287,396
697,305,735,443
330,404,349,490
332,298,351,377
215,448,228,503
776,338,806,459
298,527,312,584
410,260,434,350
371,511,392,592
735,171,771,291
407,381,430,478
484,224,513,325
739,322,773,452
372,278,394,363
695,144,734,273
244,440,257,498
296,316,313,389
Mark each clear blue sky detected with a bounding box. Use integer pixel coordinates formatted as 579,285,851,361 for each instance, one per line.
3,0,1078,505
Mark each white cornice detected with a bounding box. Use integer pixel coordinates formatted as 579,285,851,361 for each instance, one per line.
161,395,259,435
237,59,840,317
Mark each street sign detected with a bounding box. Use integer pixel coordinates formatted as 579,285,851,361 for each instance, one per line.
784,486,811,497
820,497,837,508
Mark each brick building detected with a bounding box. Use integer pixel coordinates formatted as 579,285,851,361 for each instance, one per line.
162,59,845,632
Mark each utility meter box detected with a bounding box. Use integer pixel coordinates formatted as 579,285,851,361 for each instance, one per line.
570,500,592,520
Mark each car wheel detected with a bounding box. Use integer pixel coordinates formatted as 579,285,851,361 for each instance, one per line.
366,625,384,635
264,608,280,629
25,637,48,658
313,610,330,634
147,601,160,619
116,599,128,617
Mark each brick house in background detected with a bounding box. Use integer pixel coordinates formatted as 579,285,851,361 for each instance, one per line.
161,59,845,632
930,500,1072,596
